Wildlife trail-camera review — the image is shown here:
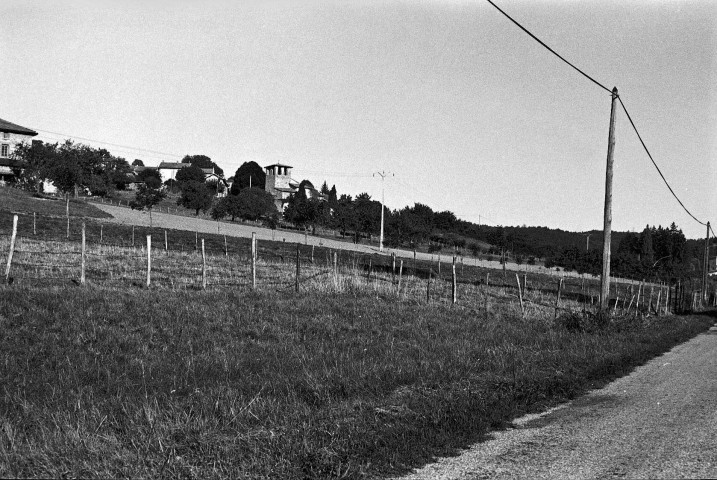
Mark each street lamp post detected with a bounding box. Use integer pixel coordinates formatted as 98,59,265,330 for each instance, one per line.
373,171,393,252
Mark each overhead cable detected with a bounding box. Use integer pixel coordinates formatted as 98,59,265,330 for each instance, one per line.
617,97,708,227
485,0,612,95
35,129,182,158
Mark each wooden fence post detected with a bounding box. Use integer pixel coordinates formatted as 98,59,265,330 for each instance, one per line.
502,248,506,282
452,257,457,304
515,273,524,317
81,222,86,285
392,253,396,284
251,232,256,290
195,231,198,252
398,260,403,294
146,235,152,288
311,245,315,264
295,243,300,293
224,235,227,257
554,278,563,319
613,285,619,313
100,224,103,244
333,251,338,289
132,225,135,247
66,216,70,240
33,212,36,235
164,230,168,253
201,239,206,289
484,272,491,318
5,215,18,283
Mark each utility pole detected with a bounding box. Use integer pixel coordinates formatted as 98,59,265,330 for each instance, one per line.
583,233,592,252
600,87,618,312
702,222,710,302
373,171,393,252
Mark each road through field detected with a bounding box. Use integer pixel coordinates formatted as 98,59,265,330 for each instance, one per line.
400,320,717,479
92,203,603,281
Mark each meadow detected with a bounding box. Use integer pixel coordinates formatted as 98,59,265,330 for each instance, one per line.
0,189,714,478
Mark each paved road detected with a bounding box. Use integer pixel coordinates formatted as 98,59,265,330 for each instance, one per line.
92,203,615,282
401,321,717,479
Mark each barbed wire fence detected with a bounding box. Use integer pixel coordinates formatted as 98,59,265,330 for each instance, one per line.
3,211,710,317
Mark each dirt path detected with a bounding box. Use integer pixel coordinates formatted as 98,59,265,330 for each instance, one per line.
400,320,717,479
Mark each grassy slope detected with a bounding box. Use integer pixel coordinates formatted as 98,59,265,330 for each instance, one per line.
0,287,712,478
1,188,111,219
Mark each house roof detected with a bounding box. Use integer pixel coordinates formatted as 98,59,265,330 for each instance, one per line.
265,163,293,169
158,162,188,169
0,118,38,136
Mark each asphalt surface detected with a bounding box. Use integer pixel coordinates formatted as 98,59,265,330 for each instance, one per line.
401,321,717,479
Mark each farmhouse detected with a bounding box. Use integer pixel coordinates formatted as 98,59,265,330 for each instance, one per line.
157,162,219,182
0,118,38,184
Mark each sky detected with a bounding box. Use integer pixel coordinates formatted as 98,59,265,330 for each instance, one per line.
2,0,715,239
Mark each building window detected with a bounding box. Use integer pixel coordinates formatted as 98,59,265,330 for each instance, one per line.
2,132,8,140
1,144,8,157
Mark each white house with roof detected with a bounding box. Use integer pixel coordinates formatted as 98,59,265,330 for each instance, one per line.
0,118,38,184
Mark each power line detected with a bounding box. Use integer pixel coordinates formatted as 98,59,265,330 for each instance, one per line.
33,135,180,164
617,97,708,227
488,0,711,231
485,0,612,94
34,128,183,158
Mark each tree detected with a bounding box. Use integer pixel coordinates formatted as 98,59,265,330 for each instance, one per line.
105,157,133,190
175,164,206,185
132,159,145,167
130,184,167,227
48,141,116,197
212,188,277,222
164,178,179,193
177,181,214,215
136,168,162,189
639,225,655,265
11,140,57,192
181,154,223,176
231,161,266,194
284,180,319,228
353,192,381,237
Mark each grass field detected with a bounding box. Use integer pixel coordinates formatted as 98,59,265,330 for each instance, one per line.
0,287,713,478
1,187,714,478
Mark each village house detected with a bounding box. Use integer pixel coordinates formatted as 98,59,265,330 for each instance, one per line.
0,117,38,184
128,161,228,196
